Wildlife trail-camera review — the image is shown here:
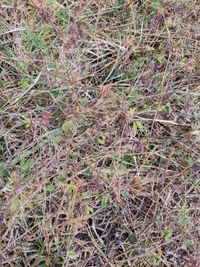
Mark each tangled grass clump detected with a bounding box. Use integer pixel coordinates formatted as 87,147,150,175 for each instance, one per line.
0,0,200,266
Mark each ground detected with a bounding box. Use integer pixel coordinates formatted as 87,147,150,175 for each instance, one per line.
0,0,200,266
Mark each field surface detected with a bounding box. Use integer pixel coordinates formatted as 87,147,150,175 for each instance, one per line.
0,1,200,266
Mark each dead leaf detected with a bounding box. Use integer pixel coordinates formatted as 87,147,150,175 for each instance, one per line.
33,111,53,126
70,74,81,85
41,111,53,125
31,0,44,8
188,256,200,267
130,177,151,197
186,58,198,71
99,85,113,98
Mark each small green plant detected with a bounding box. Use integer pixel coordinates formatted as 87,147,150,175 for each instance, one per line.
45,184,55,192
48,128,63,144
2,0,15,4
18,78,31,89
62,120,77,133
0,162,9,178
187,157,193,166
115,0,128,5
132,121,144,136
150,0,160,10
22,25,52,52
164,229,173,241
178,205,192,227
22,31,47,51
54,8,70,28
122,155,135,165
156,54,165,64
97,134,106,145
143,0,160,10
20,159,34,179
101,195,109,207
85,205,94,214
116,164,129,175
128,68,137,78
129,231,137,243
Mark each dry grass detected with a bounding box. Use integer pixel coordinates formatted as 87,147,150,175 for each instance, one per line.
0,0,200,266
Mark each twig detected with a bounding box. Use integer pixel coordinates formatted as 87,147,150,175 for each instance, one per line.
11,72,42,105
1,27,25,36
133,116,190,126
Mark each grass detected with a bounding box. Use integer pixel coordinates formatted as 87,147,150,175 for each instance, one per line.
0,0,200,266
